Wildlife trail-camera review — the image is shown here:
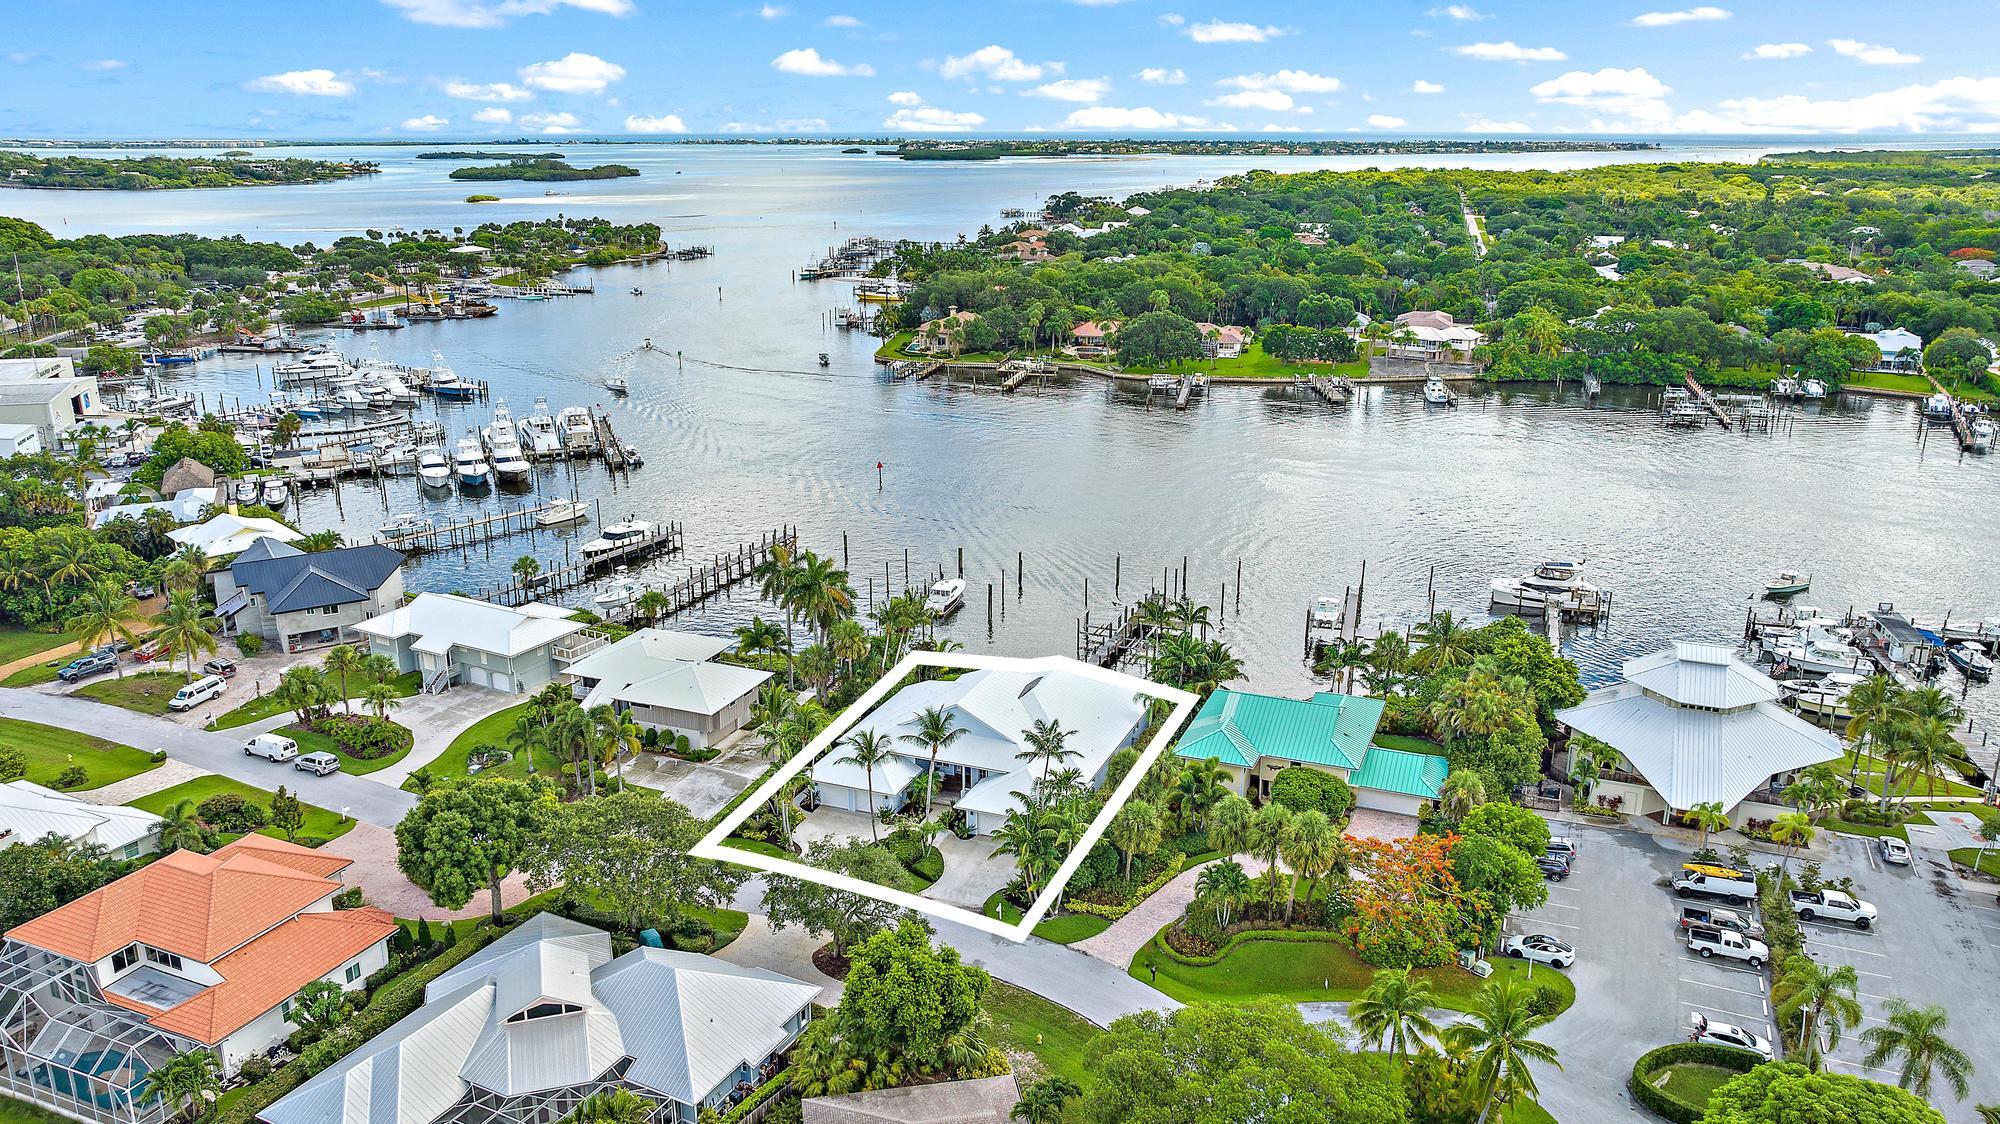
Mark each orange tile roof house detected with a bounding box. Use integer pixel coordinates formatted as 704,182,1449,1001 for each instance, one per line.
0,835,397,1124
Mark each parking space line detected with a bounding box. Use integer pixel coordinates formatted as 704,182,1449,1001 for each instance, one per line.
1685,1001,1770,1026
1677,955,1766,979
1855,990,1898,1002
1537,899,1581,910
1516,918,1580,931
1805,938,1886,959
1679,977,1768,1003
1825,1058,1902,1080
1833,966,1893,980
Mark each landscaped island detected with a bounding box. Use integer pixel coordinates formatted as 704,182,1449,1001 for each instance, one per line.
447,157,639,182
0,152,378,189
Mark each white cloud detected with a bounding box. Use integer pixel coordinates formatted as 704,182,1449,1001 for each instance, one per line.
1219,69,1342,93
1366,114,1407,128
1062,105,1207,129
1463,116,1532,132
518,52,625,93
759,3,787,16
1261,124,1305,132
883,105,987,130
1412,79,1446,93
721,117,828,132
443,79,534,101
939,45,1050,82
1184,19,1286,43
472,107,513,123
886,90,923,105
1828,39,1921,65
625,112,687,132
1453,41,1566,62
519,110,582,132
78,59,126,71
401,114,449,131
379,0,634,29
771,47,874,77
1029,78,1109,103
1136,67,1186,85
1676,76,2000,133
247,69,354,96
1532,66,1670,102
1426,4,1486,19
1631,6,1730,27
823,13,861,26
1744,43,1810,60
1208,89,1298,111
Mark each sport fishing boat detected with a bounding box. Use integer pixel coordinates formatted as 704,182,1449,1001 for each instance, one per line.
1769,625,1868,676
1780,671,1867,725
453,438,490,486
380,513,431,539
607,375,629,396
1764,570,1811,598
520,397,563,457
1490,560,1599,613
592,576,643,612
558,407,597,454
427,352,478,400
1948,642,1994,682
924,578,966,617
536,498,590,527
582,518,654,560
483,402,532,480
259,479,290,507
416,446,453,488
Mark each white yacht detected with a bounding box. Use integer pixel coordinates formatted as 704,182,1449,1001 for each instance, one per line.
453,438,491,486
416,445,453,488
592,577,643,612
520,397,563,457
1781,671,1867,724
428,351,477,400
1422,375,1454,406
1309,596,1345,631
260,479,290,507
366,373,421,406
1924,391,1955,418
1948,642,1994,682
536,498,590,527
558,406,597,455
274,349,346,378
582,518,654,559
380,513,431,539
1799,378,1828,400
232,479,260,504
483,402,532,480
1970,417,1995,453
333,386,370,413
1490,560,1599,613
1770,377,1799,398
924,578,966,617
1769,625,1868,676
149,391,196,415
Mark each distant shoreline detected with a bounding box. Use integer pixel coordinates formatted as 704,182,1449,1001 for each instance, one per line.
0,136,1670,155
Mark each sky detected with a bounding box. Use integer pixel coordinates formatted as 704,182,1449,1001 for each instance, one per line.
4,0,2000,140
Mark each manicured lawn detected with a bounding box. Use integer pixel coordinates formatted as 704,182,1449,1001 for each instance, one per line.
214,668,420,729
1658,1061,1741,1108
128,775,355,845
1122,339,1368,381
0,626,77,666
72,671,187,715
1839,749,1983,799
1821,815,1908,841
406,699,565,790
687,904,749,952
0,1093,76,1124
982,890,1112,944
1,663,60,687
0,717,160,791
1949,847,2000,878
1844,369,1996,403
1372,733,1447,755
1130,931,1575,1016
984,981,1103,1089
724,837,796,862
1501,1100,1557,1124
283,719,414,776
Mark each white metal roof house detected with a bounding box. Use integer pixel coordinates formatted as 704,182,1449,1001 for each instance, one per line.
356,592,590,696
563,630,772,750
810,666,1150,835
165,512,303,561
90,488,219,531
1555,642,1842,826
259,913,818,1124
0,781,160,860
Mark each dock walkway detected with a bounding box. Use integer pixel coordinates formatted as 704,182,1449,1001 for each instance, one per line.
1296,375,1354,407
1682,373,1733,429
379,500,597,554
481,522,687,605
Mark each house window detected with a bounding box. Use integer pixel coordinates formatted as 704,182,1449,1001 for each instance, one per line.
143,946,183,971
112,944,140,973
504,1001,583,1023
344,962,362,983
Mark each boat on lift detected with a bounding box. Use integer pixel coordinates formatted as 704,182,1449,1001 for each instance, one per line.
1764,570,1811,598
583,518,655,559
416,445,453,488
536,498,590,527
1948,642,1994,682
1309,596,1345,631
259,479,290,507
592,576,643,612
1490,560,1599,613
924,578,966,618
453,438,490,486
380,513,432,539
1771,377,1799,399
233,479,260,504
1769,624,1868,676
1423,375,1455,406
1970,418,1995,453
1799,378,1828,400
1781,671,1867,725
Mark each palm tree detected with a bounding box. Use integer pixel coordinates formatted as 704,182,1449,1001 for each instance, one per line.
990,810,1061,897
1412,610,1476,671
1278,809,1337,921
590,704,643,781
361,681,401,722
788,551,855,644
1436,771,1487,825
1352,967,1442,1059
1247,802,1293,911
506,712,545,776
829,617,869,681
634,589,670,626
1195,859,1252,925
1684,801,1730,852
1172,758,1228,832
1364,631,1411,694
734,615,788,658
1861,999,1973,1102
1015,719,1081,799
511,554,540,587
272,666,330,725
1108,799,1162,879
325,643,363,708
549,706,598,795
42,534,100,590
1315,638,1370,693
1011,1076,1081,1124
751,543,800,650
153,591,217,683
835,729,896,841
1771,811,1815,865
1783,763,1847,824
63,581,142,677
153,799,211,853
1843,674,1904,782
567,1089,659,1123
1444,976,1562,1124
142,1048,220,1123
901,705,965,815
1775,956,1863,1070
1207,793,1253,861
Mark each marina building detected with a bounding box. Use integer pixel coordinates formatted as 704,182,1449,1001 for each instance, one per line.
0,357,103,446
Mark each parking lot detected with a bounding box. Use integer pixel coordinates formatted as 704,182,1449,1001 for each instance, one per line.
1517,820,2000,1124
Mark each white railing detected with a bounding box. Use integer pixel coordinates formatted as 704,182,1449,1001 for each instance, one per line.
422,662,455,695
553,629,609,664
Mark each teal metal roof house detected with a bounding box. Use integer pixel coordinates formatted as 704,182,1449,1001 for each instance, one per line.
1175,689,1448,816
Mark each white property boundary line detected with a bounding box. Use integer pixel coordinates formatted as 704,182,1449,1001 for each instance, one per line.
694,651,1199,943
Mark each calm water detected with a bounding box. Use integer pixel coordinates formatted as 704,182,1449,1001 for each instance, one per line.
9,144,1997,717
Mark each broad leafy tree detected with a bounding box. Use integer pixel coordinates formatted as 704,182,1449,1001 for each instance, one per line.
395,777,554,921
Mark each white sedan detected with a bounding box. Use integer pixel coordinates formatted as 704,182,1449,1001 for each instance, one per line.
1501,933,1575,968
1693,1020,1774,1060
1878,837,1912,866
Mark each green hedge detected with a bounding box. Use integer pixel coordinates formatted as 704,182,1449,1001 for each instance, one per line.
1628,1042,1763,1124
1149,924,1345,968
210,923,510,1124
721,1067,793,1123
1068,853,1186,919
1756,870,1806,1052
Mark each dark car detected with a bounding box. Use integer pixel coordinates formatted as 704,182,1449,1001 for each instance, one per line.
1536,854,1571,881
57,651,118,682
202,658,238,679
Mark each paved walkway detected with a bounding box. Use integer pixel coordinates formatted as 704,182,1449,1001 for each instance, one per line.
318,822,537,921
1072,855,1270,968
0,688,417,827
73,758,208,805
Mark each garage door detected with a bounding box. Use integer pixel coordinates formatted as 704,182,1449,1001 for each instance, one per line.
490,672,513,694
1355,788,1423,817
466,667,490,689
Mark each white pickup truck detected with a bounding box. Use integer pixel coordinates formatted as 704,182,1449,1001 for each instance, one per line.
1673,864,1758,902
1684,923,1770,969
1790,889,1878,930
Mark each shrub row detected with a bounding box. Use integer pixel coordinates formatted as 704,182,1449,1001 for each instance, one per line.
1149,923,1345,968
1627,1042,1763,1124
1757,868,1806,1051
722,1067,794,1123
1066,853,1186,920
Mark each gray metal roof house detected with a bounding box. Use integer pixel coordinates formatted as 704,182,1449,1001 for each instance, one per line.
214,538,407,655
259,913,818,1124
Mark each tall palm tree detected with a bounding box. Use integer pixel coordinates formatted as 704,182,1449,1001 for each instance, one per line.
788,551,855,644
1279,809,1337,921
142,1047,220,1123
633,589,670,627
567,1089,659,1123
1436,771,1487,825
153,591,217,683
511,554,540,587
1444,976,1562,1124
590,704,643,782
835,729,896,841
1861,999,1974,1102
1412,610,1476,671
325,643,363,708
1015,719,1081,799
734,615,788,658
751,542,800,651
1352,967,1442,1059
361,681,401,722
1172,758,1228,832
1771,811,1815,866
990,809,1060,896
1365,631,1411,694
901,705,966,815
1246,802,1294,911
506,712,545,776
549,706,598,795
63,581,143,678
1684,801,1730,852
1207,793,1253,861
41,534,100,590
1315,638,1370,693
1775,956,1863,1070
829,617,870,681
1195,859,1253,925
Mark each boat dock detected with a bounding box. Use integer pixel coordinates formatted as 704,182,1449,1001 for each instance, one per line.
592,411,630,469
377,500,613,554
999,358,1053,392
1296,375,1354,407
484,525,793,612
1148,374,1209,409
889,360,943,382
1682,372,1733,429
1077,601,1164,670
480,521,690,606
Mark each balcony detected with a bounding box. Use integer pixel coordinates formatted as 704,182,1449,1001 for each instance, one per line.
553,629,609,664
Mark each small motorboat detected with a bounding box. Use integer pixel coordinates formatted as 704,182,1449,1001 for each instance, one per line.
592,577,643,612
1948,642,1994,682
818,352,830,368
1781,672,1867,725
416,445,452,488
607,375,629,395
1423,375,1454,406
1924,391,1955,418
923,578,966,617
583,518,655,559
630,287,644,296
1771,377,1799,399
233,479,260,504
1309,596,1344,631
622,444,644,467
1764,570,1811,598
536,498,590,527
260,479,290,507
1799,378,1827,400
151,391,197,414
1970,418,1995,453
380,513,431,539
1491,560,1598,613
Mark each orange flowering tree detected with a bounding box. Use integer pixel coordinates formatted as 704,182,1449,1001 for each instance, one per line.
1341,832,1491,968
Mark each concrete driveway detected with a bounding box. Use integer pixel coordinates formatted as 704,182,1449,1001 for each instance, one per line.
927,833,1015,910
624,733,768,818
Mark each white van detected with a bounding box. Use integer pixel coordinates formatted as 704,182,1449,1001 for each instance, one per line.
244,734,300,762
168,675,226,711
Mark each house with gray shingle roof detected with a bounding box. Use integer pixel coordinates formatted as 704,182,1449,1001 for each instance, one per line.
213,536,406,654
